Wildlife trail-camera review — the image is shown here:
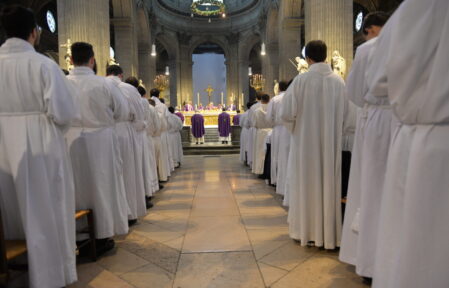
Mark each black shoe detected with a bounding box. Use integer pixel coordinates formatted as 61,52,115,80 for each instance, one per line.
128,219,137,226
95,238,115,257
159,184,164,190
196,142,199,144
362,277,372,285
146,201,154,209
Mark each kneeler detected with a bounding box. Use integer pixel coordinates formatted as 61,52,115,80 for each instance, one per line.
0,209,97,286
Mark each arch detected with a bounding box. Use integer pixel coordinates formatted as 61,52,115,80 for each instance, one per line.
155,32,178,61
189,36,230,59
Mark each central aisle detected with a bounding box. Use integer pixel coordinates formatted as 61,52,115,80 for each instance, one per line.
70,155,368,288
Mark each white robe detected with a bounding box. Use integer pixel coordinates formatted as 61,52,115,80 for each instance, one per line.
151,97,171,181
247,102,260,167
66,67,129,239
107,76,147,219
339,37,378,272
281,63,345,249
266,92,291,194
238,112,249,163
252,104,272,174
167,113,184,166
0,38,78,288
141,99,160,194
367,2,449,287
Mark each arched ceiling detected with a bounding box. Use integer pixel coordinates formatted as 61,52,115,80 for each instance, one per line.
156,0,259,16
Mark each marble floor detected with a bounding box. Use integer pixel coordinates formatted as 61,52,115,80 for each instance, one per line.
9,155,369,288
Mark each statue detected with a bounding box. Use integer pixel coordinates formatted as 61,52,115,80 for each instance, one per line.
108,57,119,66
289,57,309,74
274,80,279,95
60,38,73,71
332,50,346,78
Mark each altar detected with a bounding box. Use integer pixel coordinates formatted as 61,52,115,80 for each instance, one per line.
182,110,237,126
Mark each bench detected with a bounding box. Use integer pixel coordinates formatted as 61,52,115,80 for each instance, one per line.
0,209,96,285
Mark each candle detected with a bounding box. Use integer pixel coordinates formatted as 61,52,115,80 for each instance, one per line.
221,92,224,105
197,93,200,106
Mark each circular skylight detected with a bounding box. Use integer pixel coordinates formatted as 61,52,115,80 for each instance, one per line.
46,10,56,33
355,11,363,32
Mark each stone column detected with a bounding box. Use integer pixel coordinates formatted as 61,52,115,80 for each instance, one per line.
278,17,302,82
238,59,250,108
169,59,178,106
305,0,353,75
138,44,154,88
177,45,193,106
226,43,240,108
57,0,110,76
111,0,139,78
262,42,279,96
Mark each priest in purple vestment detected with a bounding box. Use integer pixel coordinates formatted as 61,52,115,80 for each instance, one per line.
218,108,231,144
233,110,241,126
175,111,185,124
191,111,205,144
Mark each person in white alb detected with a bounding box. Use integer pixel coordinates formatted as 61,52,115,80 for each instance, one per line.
150,88,171,182
251,94,273,175
167,106,184,168
281,40,346,249
339,12,390,280
362,1,449,287
65,42,129,252
265,81,291,197
0,6,78,287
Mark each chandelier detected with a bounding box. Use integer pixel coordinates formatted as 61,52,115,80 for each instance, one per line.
191,0,226,17
250,74,266,91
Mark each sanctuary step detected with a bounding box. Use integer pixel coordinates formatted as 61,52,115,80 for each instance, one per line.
183,142,240,156
181,126,241,145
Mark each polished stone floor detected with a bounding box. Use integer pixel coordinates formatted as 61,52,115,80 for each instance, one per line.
10,155,369,288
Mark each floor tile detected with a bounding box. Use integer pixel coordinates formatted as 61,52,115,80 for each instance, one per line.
120,263,174,288
97,248,148,276
190,197,240,217
271,254,369,288
173,252,265,288
258,262,289,287
183,216,251,253
259,241,317,271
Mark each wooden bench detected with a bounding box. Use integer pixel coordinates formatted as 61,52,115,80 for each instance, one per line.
0,209,96,285
75,209,97,261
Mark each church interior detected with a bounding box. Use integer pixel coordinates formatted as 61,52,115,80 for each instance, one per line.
2,0,448,287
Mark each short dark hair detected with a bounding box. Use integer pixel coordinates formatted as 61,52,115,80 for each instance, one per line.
125,76,139,88
278,81,289,92
255,92,263,101
148,99,156,106
0,5,36,41
106,65,123,76
305,40,327,63
246,102,253,109
260,93,270,103
71,42,94,66
150,88,160,97
222,108,226,112
137,86,146,97
160,98,165,104
236,110,241,114
362,12,389,35
168,106,175,113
